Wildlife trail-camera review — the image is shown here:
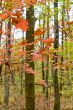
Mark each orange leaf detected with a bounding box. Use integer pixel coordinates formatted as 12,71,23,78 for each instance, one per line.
0,14,8,20
12,18,21,25
17,50,26,57
33,29,46,36
66,21,73,25
16,20,29,31
38,80,48,87
42,38,54,44
0,30,2,34
13,11,22,18
25,0,36,6
17,40,27,46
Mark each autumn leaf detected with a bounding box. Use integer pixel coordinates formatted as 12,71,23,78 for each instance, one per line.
14,11,22,18
23,63,37,74
12,18,21,25
16,50,27,57
41,38,54,44
17,40,38,47
15,20,29,31
26,41,38,46
11,11,22,18
31,51,43,61
66,21,73,25
0,30,2,34
0,14,8,20
33,29,46,36
3,31,12,36
17,40,27,46
7,44,13,48
38,80,48,87
37,0,46,5
11,11,22,25
25,0,36,6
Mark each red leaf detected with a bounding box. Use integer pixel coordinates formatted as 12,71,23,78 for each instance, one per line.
42,38,54,44
23,63,37,74
17,40,27,46
33,29,46,36
16,20,29,31
0,30,2,34
0,14,8,20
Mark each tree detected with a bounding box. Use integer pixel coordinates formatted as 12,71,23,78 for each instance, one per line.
4,18,11,106
25,5,35,110
0,0,3,82
53,0,60,110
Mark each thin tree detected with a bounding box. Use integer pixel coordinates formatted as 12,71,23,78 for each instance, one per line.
45,1,50,99
25,5,35,110
0,0,3,82
53,0,60,110
60,0,65,95
4,18,11,106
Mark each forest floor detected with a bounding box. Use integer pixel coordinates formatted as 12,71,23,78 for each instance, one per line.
0,75,73,110
0,93,73,110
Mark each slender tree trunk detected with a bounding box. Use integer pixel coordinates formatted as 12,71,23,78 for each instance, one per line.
20,31,24,95
66,0,71,86
60,0,65,95
45,1,50,99
4,19,11,106
0,0,2,82
42,15,46,93
0,22,2,82
53,0,60,110
25,6,35,110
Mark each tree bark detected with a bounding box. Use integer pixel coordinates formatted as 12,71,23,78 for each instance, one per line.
25,6,35,110
53,0,60,110
4,19,11,106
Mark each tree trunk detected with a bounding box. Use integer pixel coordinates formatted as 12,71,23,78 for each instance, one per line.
42,15,45,93
4,19,11,106
45,1,50,99
60,0,65,95
53,0,60,110
25,6,35,110
0,0,2,82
